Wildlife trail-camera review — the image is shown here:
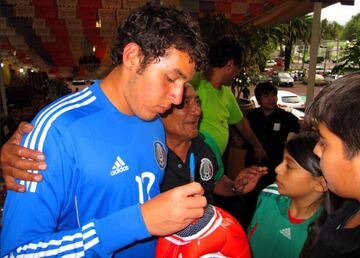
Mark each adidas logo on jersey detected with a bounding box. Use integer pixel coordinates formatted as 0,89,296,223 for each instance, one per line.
280,227,291,240
111,156,129,176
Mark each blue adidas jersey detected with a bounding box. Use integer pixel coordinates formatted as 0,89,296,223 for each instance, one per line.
1,81,167,257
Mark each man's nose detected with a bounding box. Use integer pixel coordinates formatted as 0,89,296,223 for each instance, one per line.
194,104,201,116
168,83,184,105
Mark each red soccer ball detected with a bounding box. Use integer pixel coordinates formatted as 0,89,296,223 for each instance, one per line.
156,205,251,258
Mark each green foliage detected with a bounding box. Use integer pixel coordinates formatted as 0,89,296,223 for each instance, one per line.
342,13,360,40
321,19,343,40
332,35,360,73
273,15,312,71
198,15,278,72
234,25,278,72
199,14,236,45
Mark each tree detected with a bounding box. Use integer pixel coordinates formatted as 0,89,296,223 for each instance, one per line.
342,13,360,40
198,14,236,45
234,25,278,72
274,15,312,71
321,19,343,40
320,20,343,70
332,35,360,73
198,15,278,72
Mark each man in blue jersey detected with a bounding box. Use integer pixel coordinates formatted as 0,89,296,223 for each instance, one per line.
2,85,267,219
0,3,208,257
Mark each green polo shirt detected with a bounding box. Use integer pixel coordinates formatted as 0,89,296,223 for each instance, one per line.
194,79,243,155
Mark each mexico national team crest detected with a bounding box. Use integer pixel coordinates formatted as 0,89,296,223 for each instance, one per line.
200,158,214,181
154,141,167,169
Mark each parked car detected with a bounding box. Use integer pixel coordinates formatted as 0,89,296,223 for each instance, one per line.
286,107,305,120
250,90,305,111
266,59,277,67
251,73,273,85
304,74,326,86
324,74,343,85
272,72,294,87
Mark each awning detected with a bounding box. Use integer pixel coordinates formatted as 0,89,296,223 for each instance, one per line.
0,0,350,77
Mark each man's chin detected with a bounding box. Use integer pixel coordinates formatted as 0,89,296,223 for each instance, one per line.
262,106,276,111
191,131,199,138
137,112,158,121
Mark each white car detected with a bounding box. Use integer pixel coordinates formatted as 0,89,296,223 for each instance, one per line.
266,59,277,67
304,74,326,86
324,74,343,85
250,90,305,119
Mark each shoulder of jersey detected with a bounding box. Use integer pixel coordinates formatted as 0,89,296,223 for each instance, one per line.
260,183,281,197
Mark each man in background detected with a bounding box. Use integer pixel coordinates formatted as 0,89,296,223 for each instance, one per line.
193,37,267,162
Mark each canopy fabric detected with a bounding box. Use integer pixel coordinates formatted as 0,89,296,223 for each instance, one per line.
0,0,345,77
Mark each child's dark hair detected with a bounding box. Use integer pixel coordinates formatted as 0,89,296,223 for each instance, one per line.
111,2,208,73
254,82,278,104
285,131,321,177
208,37,243,68
306,72,360,158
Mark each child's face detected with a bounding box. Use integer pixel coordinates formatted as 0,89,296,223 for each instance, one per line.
314,123,359,199
259,92,277,110
275,150,321,198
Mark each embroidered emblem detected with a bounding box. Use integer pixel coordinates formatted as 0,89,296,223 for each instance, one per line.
154,141,166,169
199,158,214,181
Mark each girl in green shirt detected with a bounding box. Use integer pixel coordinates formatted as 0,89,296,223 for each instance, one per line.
248,131,331,258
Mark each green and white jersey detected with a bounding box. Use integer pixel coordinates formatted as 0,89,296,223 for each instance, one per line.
248,184,322,258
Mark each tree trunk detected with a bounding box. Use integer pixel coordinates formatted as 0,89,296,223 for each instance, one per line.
284,43,292,71
259,65,265,72
301,42,308,70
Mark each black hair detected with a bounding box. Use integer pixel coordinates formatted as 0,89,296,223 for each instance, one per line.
306,72,360,158
111,2,208,72
285,131,321,178
254,82,277,104
208,37,243,68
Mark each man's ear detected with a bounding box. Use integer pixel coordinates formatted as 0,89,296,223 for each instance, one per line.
314,176,328,193
122,43,142,70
